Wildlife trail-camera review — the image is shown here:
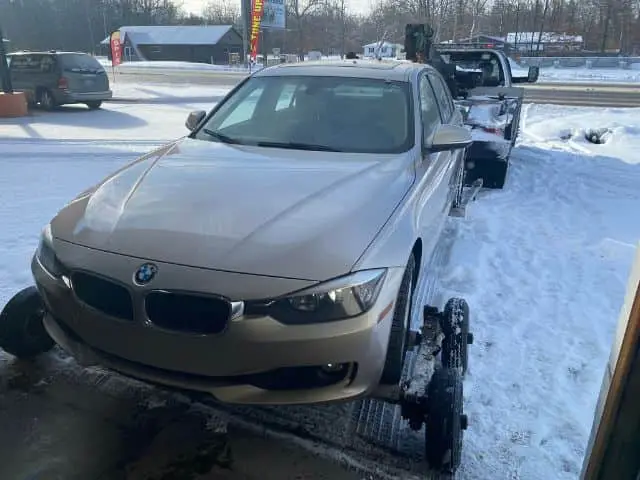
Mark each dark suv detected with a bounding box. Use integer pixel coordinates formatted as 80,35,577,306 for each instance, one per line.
7,51,112,110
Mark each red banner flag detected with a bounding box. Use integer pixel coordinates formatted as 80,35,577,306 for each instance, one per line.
110,31,122,67
250,0,264,62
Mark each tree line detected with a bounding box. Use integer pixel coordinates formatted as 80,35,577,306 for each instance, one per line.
1,0,639,57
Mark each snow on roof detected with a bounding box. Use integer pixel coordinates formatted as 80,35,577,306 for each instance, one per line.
99,25,235,46
506,32,583,44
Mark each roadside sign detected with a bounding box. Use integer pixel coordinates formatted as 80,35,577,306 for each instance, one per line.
250,0,264,62
110,31,122,67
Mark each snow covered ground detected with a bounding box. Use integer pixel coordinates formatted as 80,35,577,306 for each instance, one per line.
110,82,232,102
1,93,639,479
449,105,640,479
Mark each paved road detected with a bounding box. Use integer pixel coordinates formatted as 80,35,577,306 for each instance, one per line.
110,70,639,107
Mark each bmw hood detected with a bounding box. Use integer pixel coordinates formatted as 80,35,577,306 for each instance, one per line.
51,138,414,281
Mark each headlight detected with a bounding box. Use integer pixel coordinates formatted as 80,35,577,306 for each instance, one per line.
36,224,65,277
246,269,387,324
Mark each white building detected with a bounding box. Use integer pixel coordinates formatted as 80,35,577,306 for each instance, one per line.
362,41,404,59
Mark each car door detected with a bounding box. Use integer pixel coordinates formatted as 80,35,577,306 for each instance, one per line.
413,70,452,261
428,71,466,207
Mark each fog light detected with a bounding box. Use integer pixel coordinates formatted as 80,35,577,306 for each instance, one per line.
320,363,347,373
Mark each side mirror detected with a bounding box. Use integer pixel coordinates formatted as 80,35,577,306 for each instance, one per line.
185,110,206,131
527,66,539,83
428,124,473,153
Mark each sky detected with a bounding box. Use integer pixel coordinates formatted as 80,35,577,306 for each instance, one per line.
180,0,373,16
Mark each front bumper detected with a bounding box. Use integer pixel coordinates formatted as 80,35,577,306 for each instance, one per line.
32,241,403,405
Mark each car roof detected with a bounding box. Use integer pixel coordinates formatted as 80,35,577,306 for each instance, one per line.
253,59,438,82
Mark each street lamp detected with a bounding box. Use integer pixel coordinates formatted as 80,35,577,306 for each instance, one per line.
0,24,14,94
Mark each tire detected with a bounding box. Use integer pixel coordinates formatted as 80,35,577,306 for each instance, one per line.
380,254,416,385
0,286,55,359
425,368,465,474
86,101,102,110
441,298,471,376
37,88,56,111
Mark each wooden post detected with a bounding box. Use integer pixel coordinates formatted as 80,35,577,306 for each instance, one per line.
581,242,640,480
0,25,14,94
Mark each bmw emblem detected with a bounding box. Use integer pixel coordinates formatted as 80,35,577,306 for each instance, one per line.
133,263,158,286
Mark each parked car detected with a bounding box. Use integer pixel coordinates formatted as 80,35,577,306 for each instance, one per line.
7,50,112,110
2,60,471,404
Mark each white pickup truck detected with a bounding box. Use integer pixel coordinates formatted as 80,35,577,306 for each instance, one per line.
435,45,540,189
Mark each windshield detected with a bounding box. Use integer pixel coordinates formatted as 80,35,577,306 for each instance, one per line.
441,51,505,87
59,54,105,74
194,75,414,154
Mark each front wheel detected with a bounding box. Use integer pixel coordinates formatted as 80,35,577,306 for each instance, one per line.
0,286,55,359
86,101,102,110
380,254,416,385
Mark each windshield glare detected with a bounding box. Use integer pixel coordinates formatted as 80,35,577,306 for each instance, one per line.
195,75,414,154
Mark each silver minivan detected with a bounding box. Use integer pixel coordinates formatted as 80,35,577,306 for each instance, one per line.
8,51,112,110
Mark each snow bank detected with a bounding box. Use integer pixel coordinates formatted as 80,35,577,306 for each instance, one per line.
98,57,262,73
110,83,231,102
523,105,640,162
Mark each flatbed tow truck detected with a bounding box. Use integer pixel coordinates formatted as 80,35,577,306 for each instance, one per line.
406,24,540,189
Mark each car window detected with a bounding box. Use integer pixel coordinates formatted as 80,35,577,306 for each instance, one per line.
418,74,441,140
444,51,505,87
428,74,454,122
275,83,297,111
196,75,414,154
40,55,57,73
58,54,104,73
218,86,265,129
9,55,41,73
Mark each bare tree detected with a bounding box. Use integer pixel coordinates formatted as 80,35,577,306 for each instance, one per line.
286,0,324,58
203,0,240,24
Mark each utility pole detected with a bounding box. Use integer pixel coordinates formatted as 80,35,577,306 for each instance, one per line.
0,25,14,94
241,0,252,67
340,0,346,58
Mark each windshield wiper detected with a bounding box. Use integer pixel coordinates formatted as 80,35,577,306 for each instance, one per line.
202,128,244,145
256,141,342,152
